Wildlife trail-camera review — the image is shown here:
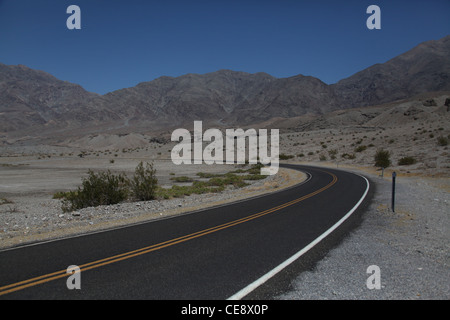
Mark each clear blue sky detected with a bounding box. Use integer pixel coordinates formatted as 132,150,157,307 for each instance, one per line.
0,0,449,94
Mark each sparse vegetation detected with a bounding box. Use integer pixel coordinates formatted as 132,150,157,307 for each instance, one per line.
398,156,417,166
170,176,194,182
58,162,159,211
374,149,391,168
0,198,14,205
437,136,448,146
341,153,356,160
61,170,129,212
157,164,267,199
130,161,158,201
328,149,337,160
56,163,267,211
279,153,294,160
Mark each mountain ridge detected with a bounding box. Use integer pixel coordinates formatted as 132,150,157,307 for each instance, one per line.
1,35,449,138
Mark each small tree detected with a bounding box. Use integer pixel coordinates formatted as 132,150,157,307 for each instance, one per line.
131,162,158,201
374,149,391,168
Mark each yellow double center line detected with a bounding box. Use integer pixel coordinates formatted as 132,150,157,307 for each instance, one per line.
0,171,337,297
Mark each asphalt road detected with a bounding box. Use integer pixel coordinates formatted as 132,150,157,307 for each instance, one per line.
0,164,370,300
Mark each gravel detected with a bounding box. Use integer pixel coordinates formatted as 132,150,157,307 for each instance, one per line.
276,168,449,300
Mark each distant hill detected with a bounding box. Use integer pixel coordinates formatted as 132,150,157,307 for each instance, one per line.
1,35,449,139
332,35,450,108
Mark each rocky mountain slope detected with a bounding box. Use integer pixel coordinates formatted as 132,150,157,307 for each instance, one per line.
332,35,450,108
0,63,119,135
0,35,449,140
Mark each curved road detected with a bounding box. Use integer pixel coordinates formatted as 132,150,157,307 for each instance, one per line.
0,165,370,300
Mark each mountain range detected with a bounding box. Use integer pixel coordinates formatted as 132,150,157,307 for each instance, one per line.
1,35,449,139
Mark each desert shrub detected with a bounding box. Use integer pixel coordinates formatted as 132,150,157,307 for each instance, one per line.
246,163,265,174
355,145,367,153
279,153,294,160
53,191,71,199
374,149,391,168
207,175,249,188
62,170,129,212
437,136,448,146
398,156,417,166
341,153,356,160
197,172,222,178
170,176,193,182
328,149,337,156
131,162,158,201
0,198,13,205
156,166,270,199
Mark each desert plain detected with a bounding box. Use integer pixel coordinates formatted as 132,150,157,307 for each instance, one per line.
0,93,449,299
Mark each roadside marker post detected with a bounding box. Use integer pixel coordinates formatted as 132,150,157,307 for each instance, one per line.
391,171,396,212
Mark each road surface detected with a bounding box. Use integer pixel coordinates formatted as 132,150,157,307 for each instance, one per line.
0,164,371,300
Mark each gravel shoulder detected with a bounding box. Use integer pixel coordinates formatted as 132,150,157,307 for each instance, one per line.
276,162,449,300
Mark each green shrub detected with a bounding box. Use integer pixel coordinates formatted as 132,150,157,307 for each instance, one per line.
131,162,158,201
355,145,367,153
170,176,193,182
341,153,356,160
374,149,391,168
0,198,13,205
437,136,448,146
62,170,129,212
197,172,222,178
398,156,417,166
246,163,265,174
328,149,337,160
53,191,71,199
279,153,294,160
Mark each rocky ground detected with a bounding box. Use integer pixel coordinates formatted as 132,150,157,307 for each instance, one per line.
277,162,449,300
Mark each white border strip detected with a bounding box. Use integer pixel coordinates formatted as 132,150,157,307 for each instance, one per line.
227,174,370,300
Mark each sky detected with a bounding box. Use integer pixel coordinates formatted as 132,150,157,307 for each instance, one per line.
0,0,449,94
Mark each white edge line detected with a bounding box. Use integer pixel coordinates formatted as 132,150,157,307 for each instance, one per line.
227,174,370,300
